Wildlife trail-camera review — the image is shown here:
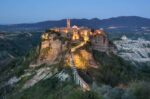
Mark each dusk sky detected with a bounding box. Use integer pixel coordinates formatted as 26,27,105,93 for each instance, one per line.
0,0,150,24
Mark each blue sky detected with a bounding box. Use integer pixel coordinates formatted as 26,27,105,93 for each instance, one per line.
0,0,150,24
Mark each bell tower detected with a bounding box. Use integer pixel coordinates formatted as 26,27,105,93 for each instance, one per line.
67,19,71,29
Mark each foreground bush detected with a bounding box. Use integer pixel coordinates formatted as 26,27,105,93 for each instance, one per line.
122,81,150,99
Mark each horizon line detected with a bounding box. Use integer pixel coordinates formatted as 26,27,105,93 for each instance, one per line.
1,15,150,25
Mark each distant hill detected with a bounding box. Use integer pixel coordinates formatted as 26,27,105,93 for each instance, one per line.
0,16,150,32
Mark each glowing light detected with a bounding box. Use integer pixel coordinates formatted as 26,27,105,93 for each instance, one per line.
73,54,87,69
64,29,68,33
72,32,80,40
72,50,92,69
83,36,89,42
42,33,49,40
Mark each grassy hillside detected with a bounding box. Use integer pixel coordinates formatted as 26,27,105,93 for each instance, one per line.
91,50,150,86
6,77,103,99
0,31,150,99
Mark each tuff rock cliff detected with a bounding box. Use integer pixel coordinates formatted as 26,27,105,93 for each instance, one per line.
1,30,150,99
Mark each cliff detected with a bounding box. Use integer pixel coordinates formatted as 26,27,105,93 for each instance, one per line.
1,30,150,99
30,31,68,67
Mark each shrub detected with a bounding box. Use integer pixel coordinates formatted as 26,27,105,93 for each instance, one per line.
92,50,136,86
127,81,150,99
6,76,103,99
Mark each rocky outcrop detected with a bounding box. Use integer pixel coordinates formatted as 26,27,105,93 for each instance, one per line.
22,31,69,89
30,32,68,67
65,43,98,70
72,50,97,69
23,30,113,90
23,67,58,89
114,36,150,66
91,34,109,52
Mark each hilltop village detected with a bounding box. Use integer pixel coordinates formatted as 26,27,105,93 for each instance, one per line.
3,19,149,99
42,19,114,52
36,19,116,90
37,19,116,70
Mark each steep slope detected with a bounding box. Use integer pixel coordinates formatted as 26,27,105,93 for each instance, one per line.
30,32,68,67
1,30,150,99
114,36,150,67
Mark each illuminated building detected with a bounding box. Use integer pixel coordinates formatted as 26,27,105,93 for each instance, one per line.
51,19,108,44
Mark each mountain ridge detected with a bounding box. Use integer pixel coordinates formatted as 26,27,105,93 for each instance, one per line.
1,16,150,32
1,16,150,25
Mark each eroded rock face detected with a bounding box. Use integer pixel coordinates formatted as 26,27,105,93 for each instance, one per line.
114,37,150,66
31,32,67,67
91,34,109,52
65,49,98,69
23,67,58,89
73,50,98,69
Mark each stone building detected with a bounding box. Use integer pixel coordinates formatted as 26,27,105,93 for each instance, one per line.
50,19,115,52
91,33,109,52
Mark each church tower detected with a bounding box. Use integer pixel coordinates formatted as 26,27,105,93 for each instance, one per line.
67,19,71,29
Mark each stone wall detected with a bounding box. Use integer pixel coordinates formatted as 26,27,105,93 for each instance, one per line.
91,34,109,52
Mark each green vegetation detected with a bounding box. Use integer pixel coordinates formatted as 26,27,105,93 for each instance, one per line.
119,81,150,99
14,47,39,77
6,77,103,99
0,46,40,98
1,30,150,99
92,50,149,86
44,30,69,44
